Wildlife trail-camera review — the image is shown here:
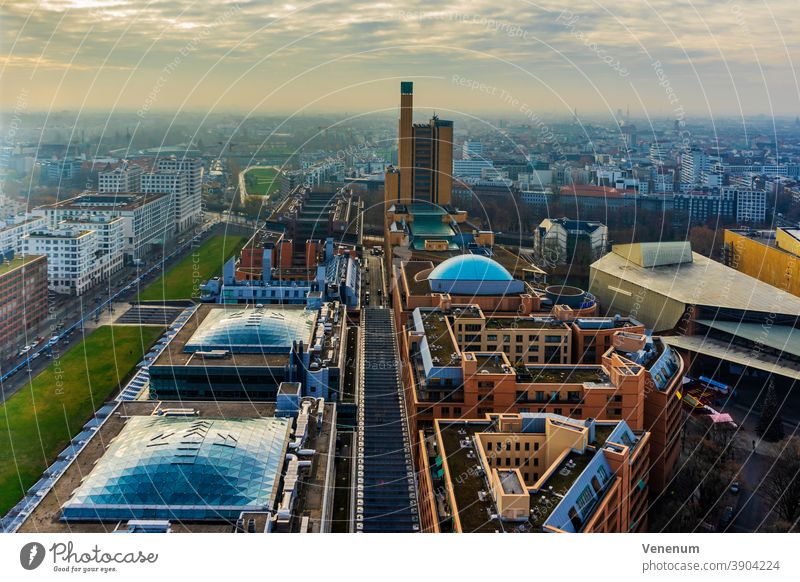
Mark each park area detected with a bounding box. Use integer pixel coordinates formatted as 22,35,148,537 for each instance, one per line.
138,234,246,301
244,166,282,198
0,325,163,515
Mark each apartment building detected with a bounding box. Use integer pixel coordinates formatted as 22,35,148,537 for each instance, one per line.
35,192,173,262
0,215,47,256
150,157,203,233
141,169,193,233
60,215,125,278
24,228,100,295
98,162,143,193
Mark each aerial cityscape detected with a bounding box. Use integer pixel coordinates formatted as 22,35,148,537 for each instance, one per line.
1,0,799,578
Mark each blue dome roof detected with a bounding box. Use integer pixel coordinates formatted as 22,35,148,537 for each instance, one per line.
428,254,514,282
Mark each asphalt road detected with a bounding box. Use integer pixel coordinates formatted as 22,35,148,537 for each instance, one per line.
361,250,386,307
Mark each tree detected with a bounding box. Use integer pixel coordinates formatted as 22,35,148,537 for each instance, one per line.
761,437,800,523
757,382,785,442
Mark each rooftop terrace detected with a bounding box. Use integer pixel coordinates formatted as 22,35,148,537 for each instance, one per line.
420,311,458,365
517,366,609,385
485,317,567,330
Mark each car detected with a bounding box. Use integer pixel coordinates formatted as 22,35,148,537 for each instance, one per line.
730,481,740,494
30,352,40,360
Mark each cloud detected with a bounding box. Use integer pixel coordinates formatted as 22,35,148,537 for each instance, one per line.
1,0,798,114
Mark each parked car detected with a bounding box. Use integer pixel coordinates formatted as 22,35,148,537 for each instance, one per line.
730,481,740,494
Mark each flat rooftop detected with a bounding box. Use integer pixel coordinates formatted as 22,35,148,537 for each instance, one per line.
44,192,169,211
0,254,45,276
151,304,295,368
420,311,458,364
592,246,800,316
517,366,609,385
485,317,568,330
437,419,601,533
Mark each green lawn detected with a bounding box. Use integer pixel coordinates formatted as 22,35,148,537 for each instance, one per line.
138,234,246,301
244,166,281,198
0,325,163,515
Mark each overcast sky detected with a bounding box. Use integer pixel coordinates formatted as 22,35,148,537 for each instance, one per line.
2,0,799,118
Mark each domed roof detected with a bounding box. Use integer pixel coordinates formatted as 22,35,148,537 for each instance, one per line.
62,416,289,521
428,254,514,282
186,307,315,353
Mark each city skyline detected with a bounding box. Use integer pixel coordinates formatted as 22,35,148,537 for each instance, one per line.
2,1,800,116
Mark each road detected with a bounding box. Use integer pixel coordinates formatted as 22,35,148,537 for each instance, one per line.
361,249,387,307
0,219,219,404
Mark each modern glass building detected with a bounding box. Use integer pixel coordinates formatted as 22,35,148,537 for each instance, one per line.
185,307,316,353
61,416,291,522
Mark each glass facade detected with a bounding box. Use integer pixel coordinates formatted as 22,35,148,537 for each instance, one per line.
61,416,290,522
185,306,315,353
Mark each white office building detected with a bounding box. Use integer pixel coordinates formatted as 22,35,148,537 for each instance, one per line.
150,157,203,233
60,215,125,277
453,158,494,178
680,148,709,186
98,162,143,193
0,215,47,256
724,187,767,223
141,170,194,233
462,140,484,158
34,192,174,262
24,228,101,295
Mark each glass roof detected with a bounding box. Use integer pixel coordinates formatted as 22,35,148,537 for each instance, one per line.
185,306,316,353
62,416,290,522
428,254,514,282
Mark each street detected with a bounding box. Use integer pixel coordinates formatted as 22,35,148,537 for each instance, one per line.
0,219,220,404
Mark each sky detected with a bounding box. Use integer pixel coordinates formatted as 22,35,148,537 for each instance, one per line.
1,0,799,119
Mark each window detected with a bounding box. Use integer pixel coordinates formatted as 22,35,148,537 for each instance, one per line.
524,442,530,451
575,485,594,514
515,442,520,452
533,458,539,466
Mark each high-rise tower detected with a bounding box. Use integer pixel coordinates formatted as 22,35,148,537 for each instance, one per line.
385,82,453,208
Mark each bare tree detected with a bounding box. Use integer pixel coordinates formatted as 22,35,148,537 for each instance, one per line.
761,437,800,524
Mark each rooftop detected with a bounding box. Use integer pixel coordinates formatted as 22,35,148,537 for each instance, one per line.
151,304,295,369
429,254,514,282
517,366,609,385
485,316,568,330
0,254,45,277
591,243,800,317
62,416,290,522
19,400,335,533
185,305,316,353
